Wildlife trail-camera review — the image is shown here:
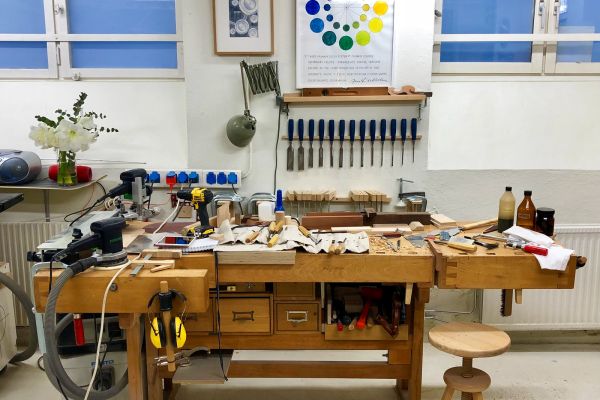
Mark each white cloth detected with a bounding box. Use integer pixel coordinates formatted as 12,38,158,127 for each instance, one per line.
504,226,554,247
533,246,574,271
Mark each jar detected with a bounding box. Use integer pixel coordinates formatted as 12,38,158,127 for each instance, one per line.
536,207,555,237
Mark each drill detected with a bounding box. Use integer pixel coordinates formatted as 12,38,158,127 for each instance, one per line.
176,188,214,226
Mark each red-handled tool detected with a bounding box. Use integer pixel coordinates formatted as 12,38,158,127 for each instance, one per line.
356,287,383,330
73,314,85,346
506,242,549,256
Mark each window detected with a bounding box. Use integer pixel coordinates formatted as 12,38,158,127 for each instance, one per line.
434,0,600,74
0,0,182,79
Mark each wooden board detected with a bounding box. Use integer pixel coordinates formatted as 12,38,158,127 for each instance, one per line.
34,269,209,313
283,93,426,104
217,250,296,265
301,214,364,230
324,324,409,341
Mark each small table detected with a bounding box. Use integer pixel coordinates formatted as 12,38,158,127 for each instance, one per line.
0,193,24,213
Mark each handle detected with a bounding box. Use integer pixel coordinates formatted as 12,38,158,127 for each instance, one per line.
390,119,397,142
308,119,315,142
328,119,335,143
349,120,356,142
359,119,366,142
447,242,477,252
288,119,294,142
400,119,407,143
369,120,376,142
538,0,547,32
298,119,304,143
410,118,417,141
460,218,498,231
318,119,325,143
380,119,386,142
339,120,345,142
552,0,559,32
232,310,255,322
286,310,309,323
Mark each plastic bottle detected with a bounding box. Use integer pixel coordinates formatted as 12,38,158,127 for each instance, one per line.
498,186,515,233
516,190,536,230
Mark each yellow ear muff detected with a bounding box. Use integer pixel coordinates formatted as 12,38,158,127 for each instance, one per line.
171,316,187,348
149,317,164,349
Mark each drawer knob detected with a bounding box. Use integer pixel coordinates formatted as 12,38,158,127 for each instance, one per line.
232,311,255,321
286,310,308,324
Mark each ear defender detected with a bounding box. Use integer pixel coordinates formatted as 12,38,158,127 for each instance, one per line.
149,317,167,349
170,316,187,348
147,289,188,350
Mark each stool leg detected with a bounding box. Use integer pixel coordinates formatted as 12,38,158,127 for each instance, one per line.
472,393,484,400
441,386,455,400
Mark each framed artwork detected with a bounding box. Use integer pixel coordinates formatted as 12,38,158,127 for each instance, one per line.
213,0,274,56
296,0,395,88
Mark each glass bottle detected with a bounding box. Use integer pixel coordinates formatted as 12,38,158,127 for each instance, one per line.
498,186,515,233
516,190,536,230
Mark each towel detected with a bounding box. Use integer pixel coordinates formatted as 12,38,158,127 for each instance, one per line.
533,246,574,271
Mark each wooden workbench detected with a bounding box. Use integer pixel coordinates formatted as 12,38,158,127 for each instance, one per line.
32,223,578,400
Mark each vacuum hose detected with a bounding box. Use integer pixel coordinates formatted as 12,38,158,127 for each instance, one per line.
43,266,128,399
0,272,38,363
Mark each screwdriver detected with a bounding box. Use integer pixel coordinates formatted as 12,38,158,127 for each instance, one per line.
390,119,397,166
287,119,294,171
411,118,418,163
359,120,366,167
318,119,325,167
400,118,407,166
380,119,386,167
297,119,305,171
328,119,335,167
308,119,315,168
338,120,345,168
369,119,376,167
349,120,356,167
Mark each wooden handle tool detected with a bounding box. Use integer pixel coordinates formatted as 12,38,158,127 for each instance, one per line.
460,219,498,231
245,229,262,243
267,234,279,248
447,242,477,252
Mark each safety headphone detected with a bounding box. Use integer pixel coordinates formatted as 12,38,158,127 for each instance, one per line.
147,289,188,349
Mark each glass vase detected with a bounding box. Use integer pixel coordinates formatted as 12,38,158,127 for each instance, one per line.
56,150,78,186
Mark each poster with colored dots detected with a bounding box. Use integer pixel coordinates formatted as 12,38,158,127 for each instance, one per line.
297,0,395,88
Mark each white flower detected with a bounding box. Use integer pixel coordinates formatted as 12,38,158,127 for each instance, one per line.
29,123,57,149
79,116,96,130
55,119,97,152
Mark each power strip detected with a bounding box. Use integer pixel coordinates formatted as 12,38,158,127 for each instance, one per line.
147,169,242,189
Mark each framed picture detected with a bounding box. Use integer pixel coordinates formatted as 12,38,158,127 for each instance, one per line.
213,0,274,56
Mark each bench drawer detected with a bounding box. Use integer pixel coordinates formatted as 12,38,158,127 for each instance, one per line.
276,302,320,332
218,297,271,334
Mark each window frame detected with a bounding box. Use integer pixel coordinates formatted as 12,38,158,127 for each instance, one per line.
0,0,183,80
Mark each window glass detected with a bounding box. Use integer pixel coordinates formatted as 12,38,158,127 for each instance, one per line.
70,42,178,69
440,0,536,62
557,0,600,62
0,0,46,33
0,42,48,69
67,0,176,34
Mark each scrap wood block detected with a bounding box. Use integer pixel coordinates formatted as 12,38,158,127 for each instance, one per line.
431,214,457,229
409,221,424,231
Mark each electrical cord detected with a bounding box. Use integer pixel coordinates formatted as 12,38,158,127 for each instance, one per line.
273,102,284,193
214,252,228,381
153,199,183,234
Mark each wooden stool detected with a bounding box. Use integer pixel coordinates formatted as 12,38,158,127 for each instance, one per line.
429,322,510,400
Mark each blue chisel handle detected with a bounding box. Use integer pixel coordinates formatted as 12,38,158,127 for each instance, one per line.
411,118,418,141
308,119,315,142
318,119,325,143
328,120,335,143
369,120,376,143
400,119,407,143
390,119,397,143
298,119,304,143
288,119,294,142
349,120,356,142
380,119,386,143
359,119,366,142
339,120,345,142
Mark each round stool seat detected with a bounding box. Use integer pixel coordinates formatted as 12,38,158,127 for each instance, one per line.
429,322,510,358
443,367,491,393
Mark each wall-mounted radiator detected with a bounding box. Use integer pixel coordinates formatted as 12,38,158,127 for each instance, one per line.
0,222,68,326
483,225,600,330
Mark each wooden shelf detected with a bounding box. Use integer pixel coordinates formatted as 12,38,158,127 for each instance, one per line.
283,93,426,105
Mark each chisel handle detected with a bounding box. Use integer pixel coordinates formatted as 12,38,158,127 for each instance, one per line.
268,234,279,248
460,219,498,231
349,120,356,142
359,120,366,142
400,119,407,143
245,230,261,243
380,119,386,142
410,118,417,142
339,120,345,142
298,119,304,143
288,119,294,142
369,120,376,143
298,226,311,237
308,119,315,142
318,119,325,143
328,119,335,144
390,119,397,143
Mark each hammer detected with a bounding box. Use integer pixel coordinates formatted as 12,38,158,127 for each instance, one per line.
356,287,383,330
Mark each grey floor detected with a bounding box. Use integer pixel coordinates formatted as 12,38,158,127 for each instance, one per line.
1,344,598,399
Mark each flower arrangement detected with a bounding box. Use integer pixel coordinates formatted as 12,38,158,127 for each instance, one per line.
29,93,118,186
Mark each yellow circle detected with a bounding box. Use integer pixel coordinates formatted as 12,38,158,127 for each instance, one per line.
362,4,370,11
368,17,383,33
360,14,367,22
356,30,371,46
373,1,389,16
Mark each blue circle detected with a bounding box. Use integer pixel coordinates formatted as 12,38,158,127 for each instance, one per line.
310,18,325,33
326,14,333,22
305,0,320,15
324,4,331,11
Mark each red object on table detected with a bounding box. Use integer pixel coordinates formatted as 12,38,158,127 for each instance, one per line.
48,164,93,183
73,314,86,346
523,244,549,256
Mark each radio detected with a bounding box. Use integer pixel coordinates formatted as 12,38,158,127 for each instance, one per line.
0,150,42,185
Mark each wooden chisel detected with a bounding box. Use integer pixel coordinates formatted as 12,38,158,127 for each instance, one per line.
369,120,376,166
349,120,356,167
298,119,305,171
308,119,315,168
359,120,366,167
338,120,345,168
318,119,325,167
328,119,335,167
287,119,294,171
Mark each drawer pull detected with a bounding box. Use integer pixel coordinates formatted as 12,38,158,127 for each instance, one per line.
232,311,255,322
286,310,308,323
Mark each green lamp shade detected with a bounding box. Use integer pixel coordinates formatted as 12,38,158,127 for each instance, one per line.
226,113,256,148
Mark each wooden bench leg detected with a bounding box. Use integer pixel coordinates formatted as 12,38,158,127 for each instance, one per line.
408,288,428,400
442,386,455,400
120,314,145,400
145,319,163,400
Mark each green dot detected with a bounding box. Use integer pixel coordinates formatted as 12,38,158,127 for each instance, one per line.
356,30,370,46
333,22,340,29
352,21,360,29
339,35,353,51
322,31,337,46
343,24,350,32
